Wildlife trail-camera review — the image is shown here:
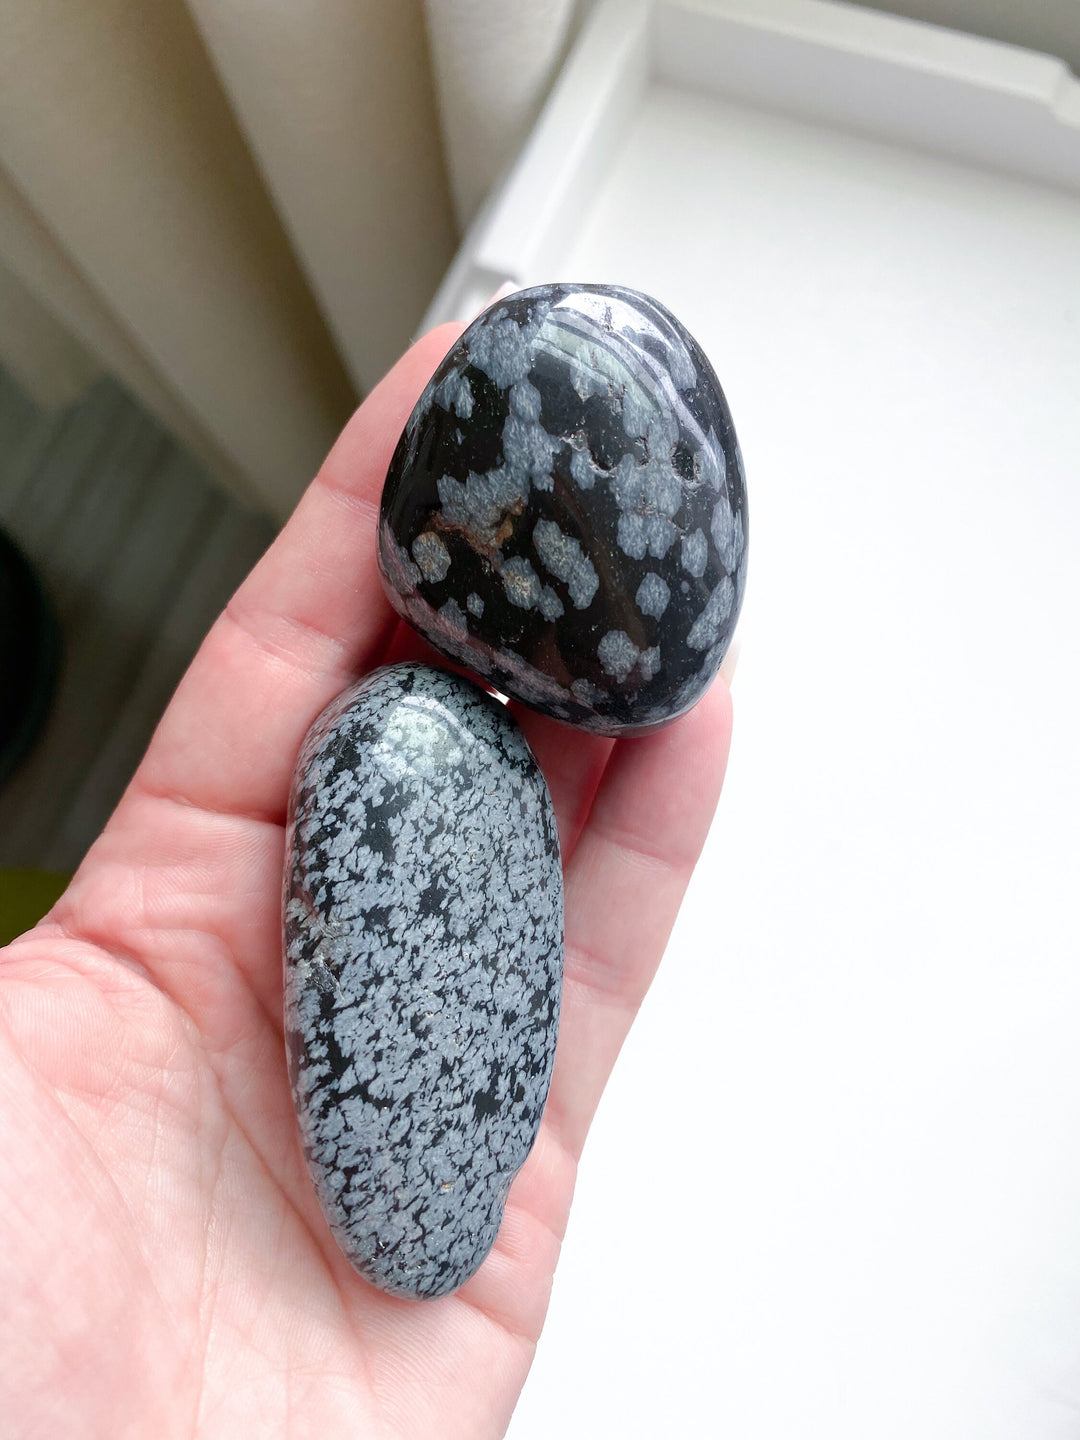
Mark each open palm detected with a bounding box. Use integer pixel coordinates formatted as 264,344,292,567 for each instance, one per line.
0,325,732,1439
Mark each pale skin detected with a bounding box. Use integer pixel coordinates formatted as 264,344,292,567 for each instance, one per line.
0,325,732,1439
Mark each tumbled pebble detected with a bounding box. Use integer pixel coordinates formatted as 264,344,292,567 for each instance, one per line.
283,662,563,1299
379,282,748,734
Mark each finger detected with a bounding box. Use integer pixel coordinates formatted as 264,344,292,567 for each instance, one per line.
509,708,614,863
541,680,734,1160
131,324,464,824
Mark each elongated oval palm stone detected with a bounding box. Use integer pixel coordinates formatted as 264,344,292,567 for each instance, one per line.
284,662,563,1299
379,282,747,734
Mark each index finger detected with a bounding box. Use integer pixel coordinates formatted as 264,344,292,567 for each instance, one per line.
132,323,464,825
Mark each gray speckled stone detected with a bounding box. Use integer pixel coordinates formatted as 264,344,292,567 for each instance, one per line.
378,282,747,735
283,663,562,1299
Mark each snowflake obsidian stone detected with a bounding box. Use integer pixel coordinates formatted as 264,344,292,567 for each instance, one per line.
284,662,563,1299
379,283,747,734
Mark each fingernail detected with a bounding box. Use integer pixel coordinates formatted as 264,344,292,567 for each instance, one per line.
456,280,519,329
486,280,518,306
719,638,741,688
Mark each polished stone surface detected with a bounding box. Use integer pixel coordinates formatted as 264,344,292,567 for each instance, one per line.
284,662,563,1299
379,283,747,734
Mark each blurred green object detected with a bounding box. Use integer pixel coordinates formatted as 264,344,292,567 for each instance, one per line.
0,869,71,946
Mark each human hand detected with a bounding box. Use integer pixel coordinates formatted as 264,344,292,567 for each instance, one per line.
0,325,732,1438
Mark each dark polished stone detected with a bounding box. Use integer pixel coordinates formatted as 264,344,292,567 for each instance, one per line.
284,662,563,1299
379,283,747,734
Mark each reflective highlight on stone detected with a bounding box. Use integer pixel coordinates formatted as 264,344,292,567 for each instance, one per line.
379,283,748,734
284,663,563,1299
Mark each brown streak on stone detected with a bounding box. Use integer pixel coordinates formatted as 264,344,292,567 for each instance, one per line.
432,499,525,567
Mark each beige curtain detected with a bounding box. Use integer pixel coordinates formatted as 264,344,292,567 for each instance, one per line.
423,0,580,229
0,0,580,520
